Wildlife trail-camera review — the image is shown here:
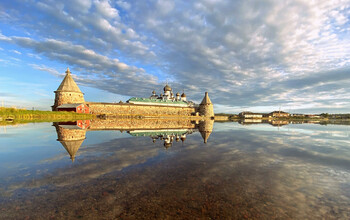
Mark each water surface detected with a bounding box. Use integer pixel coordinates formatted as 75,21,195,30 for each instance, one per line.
0,120,349,219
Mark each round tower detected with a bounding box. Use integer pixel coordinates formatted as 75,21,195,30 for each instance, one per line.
198,92,214,118
52,68,85,111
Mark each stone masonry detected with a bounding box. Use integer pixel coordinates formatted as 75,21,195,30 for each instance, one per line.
86,102,196,117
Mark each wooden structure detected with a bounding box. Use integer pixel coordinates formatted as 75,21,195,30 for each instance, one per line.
57,103,89,113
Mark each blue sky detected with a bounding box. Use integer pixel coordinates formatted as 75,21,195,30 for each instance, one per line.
0,0,349,113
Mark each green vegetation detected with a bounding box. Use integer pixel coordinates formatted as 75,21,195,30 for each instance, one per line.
320,113,329,118
0,107,95,124
328,114,350,119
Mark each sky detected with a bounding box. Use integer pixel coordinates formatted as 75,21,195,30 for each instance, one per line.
0,0,349,114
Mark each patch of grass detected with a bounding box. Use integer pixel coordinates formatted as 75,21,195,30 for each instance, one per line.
0,107,95,124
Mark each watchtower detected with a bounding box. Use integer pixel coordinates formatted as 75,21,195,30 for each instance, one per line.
52,68,85,111
198,92,214,118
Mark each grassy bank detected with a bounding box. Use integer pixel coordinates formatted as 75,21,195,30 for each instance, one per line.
0,107,95,124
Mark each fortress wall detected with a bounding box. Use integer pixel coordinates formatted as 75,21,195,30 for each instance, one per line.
88,119,196,130
86,102,196,116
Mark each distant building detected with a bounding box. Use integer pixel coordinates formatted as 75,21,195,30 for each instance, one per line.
239,112,263,118
290,113,304,117
269,111,290,118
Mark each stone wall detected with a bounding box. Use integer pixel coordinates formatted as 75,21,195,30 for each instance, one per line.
53,91,85,110
86,102,196,116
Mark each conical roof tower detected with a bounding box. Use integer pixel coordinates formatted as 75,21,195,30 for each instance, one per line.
199,92,214,118
56,68,82,93
52,68,85,111
200,92,212,105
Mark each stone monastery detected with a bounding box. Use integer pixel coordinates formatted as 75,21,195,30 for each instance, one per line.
52,68,214,118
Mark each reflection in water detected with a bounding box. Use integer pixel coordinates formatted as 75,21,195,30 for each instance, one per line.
54,119,214,161
54,122,87,162
1,120,350,219
237,118,338,127
239,119,290,127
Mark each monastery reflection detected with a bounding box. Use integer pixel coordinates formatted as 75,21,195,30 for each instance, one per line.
129,129,195,149
238,119,324,127
53,119,214,161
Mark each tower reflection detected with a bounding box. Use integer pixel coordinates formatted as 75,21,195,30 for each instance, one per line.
54,119,214,161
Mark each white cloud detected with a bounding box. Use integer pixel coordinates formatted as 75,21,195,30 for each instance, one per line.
156,0,174,15
10,49,21,55
94,0,120,19
0,0,349,112
29,64,62,77
116,0,131,10
27,53,41,59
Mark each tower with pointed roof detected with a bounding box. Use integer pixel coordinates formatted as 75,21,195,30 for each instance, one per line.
198,92,214,118
52,68,85,111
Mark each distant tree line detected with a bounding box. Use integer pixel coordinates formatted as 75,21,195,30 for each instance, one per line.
324,113,350,119
215,113,239,120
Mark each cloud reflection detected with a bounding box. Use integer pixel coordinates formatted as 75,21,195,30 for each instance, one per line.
1,121,350,219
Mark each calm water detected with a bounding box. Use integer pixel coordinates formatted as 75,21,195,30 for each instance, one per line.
0,119,350,219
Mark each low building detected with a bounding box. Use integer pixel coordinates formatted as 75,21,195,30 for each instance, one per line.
56,103,89,113
239,111,263,118
269,111,290,118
